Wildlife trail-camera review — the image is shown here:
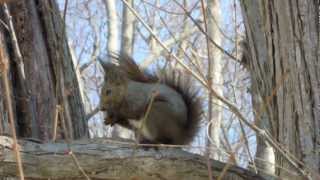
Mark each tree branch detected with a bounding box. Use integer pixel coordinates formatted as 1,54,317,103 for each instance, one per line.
0,136,272,180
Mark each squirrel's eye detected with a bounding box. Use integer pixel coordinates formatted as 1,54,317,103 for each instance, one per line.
105,89,112,95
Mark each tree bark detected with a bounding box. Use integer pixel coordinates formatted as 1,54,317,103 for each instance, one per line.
0,27,14,137
0,0,88,140
240,38,275,176
251,80,275,177
240,0,319,179
0,136,274,180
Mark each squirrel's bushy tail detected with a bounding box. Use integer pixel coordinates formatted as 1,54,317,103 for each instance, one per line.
158,68,203,144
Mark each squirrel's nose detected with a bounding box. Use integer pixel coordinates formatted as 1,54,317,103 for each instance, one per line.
100,105,107,111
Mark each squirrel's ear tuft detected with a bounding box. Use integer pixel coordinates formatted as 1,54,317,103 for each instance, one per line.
98,57,117,72
98,52,121,72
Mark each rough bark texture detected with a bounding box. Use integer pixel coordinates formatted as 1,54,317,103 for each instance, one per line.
251,81,275,177
0,136,275,180
0,0,88,140
241,39,276,176
6,0,57,139
0,26,13,137
240,0,319,179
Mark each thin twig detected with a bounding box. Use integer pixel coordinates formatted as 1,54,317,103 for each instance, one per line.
52,105,61,142
79,2,100,73
136,90,158,143
59,108,70,141
172,0,239,62
3,3,25,79
142,0,199,15
85,106,100,121
158,15,206,82
0,35,24,180
0,18,9,30
121,0,208,87
218,136,244,180
69,151,91,180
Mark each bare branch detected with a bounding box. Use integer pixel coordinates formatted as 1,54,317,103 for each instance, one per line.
172,0,238,62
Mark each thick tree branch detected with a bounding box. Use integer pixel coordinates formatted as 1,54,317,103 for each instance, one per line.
0,136,273,180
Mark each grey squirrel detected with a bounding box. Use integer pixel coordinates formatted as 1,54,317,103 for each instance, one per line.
100,55,202,145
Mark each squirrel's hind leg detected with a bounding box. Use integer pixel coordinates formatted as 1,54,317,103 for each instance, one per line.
138,137,159,150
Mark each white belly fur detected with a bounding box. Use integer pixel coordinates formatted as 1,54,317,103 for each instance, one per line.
128,119,153,140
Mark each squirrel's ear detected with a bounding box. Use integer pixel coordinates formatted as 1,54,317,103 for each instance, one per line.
98,53,120,72
98,57,115,72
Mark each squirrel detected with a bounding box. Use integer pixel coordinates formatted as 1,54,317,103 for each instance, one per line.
99,55,202,145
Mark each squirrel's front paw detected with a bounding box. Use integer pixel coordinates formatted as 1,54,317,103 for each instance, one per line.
104,117,115,126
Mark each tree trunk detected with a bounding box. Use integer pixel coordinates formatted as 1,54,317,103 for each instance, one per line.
240,38,276,176
240,0,319,179
206,0,223,160
103,0,119,63
0,0,88,140
120,0,135,57
252,80,275,177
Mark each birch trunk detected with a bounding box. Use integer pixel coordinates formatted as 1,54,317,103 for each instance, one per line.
103,0,119,63
206,0,223,159
120,0,135,57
